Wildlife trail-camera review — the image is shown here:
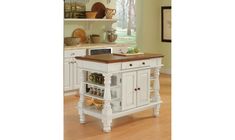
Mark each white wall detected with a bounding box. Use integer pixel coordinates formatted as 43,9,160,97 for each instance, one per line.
64,0,116,42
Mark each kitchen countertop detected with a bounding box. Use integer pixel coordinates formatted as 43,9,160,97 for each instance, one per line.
75,53,164,63
64,43,129,50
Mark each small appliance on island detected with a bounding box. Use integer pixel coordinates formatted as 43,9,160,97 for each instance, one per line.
75,53,164,132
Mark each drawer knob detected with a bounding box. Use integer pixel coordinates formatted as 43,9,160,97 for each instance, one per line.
142,62,145,65
129,64,133,66
138,88,140,90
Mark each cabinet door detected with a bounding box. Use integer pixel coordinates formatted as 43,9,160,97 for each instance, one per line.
64,59,72,91
73,59,80,89
137,70,150,106
122,72,137,110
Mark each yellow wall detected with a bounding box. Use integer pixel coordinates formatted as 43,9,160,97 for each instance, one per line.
137,0,171,73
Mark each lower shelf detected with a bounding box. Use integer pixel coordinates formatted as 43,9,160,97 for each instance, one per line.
83,106,102,119
82,101,162,120
112,101,162,119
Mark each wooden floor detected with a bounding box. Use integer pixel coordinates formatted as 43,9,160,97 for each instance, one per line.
64,74,171,140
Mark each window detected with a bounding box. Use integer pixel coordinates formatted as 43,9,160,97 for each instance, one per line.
116,0,136,46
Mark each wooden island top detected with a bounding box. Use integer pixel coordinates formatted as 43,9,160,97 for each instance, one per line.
75,53,164,63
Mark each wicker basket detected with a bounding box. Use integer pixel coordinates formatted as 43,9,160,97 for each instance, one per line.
64,37,80,46
90,34,100,43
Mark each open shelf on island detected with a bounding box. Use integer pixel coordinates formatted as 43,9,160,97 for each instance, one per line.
84,92,120,101
83,106,102,119
150,77,157,80
83,81,104,88
84,93,103,100
83,81,120,89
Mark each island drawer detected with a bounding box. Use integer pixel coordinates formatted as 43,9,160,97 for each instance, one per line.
64,49,86,58
122,60,150,70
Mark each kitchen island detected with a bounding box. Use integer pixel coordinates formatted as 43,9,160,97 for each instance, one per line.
75,53,164,132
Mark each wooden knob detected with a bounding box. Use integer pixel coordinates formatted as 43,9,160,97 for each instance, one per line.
142,62,145,65
129,64,132,66
138,88,140,90
134,88,137,91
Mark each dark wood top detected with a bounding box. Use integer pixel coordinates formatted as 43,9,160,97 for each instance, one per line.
75,53,164,63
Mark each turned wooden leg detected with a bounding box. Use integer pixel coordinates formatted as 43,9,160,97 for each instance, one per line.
78,69,86,124
78,100,85,124
153,104,161,117
102,101,112,132
153,67,161,117
102,73,112,132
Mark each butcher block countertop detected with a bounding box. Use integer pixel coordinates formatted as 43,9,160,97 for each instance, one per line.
75,53,164,63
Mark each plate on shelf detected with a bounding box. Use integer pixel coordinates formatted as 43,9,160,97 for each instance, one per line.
91,2,106,19
72,28,87,43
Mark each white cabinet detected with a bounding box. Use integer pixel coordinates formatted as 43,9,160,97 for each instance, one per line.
77,56,163,132
64,58,73,91
64,49,86,92
73,60,81,89
121,69,150,110
122,72,137,110
137,70,150,106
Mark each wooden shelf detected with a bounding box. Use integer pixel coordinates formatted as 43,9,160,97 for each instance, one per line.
84,92,120,101
64,43,129,50
83,81,104,88
64,18,117,22
83,81,120,89
150,77,157,80
83,106,102,119
84,93,103,100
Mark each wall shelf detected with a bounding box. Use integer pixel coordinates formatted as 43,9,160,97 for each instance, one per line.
64,43,129,50
64,18,117,22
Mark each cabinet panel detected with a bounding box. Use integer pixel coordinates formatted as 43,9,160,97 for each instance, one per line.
64,49,86,58
64,59,72,91
64,49,86,92
137,70,150,106
73,60,80,89
122,72,136,110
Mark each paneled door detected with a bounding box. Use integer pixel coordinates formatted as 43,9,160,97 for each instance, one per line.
137,70,150,106
73,59,80,89
122,71,137,110
64,59,72,91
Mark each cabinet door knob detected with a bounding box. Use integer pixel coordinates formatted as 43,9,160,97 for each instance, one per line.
142,62,145,65
138,88,140,90
134,88,137,91
129,64,132,66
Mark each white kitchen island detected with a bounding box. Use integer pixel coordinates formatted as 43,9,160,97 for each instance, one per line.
75,53,164,132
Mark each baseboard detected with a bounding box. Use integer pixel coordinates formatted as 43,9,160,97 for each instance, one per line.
160,68,171,75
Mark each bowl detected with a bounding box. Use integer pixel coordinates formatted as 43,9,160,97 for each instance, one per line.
86,11,97,19
64,37,80,46
90,34,100,43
